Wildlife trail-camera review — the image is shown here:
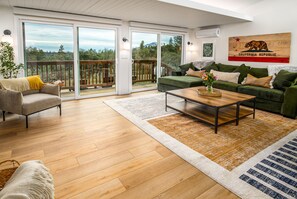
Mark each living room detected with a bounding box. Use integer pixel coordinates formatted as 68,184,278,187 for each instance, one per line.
0,0,296,198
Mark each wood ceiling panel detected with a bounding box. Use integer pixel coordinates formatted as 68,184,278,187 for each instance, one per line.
5,0,252,28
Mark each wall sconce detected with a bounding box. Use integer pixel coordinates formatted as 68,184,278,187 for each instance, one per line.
1,29,13,44
187,41,194,51
122,37,130,50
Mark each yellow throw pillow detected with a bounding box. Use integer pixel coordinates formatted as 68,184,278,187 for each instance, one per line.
244,74,273,88
186,68,205,78
26,75,45,90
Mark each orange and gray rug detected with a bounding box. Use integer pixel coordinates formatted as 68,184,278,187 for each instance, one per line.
105,93,297,199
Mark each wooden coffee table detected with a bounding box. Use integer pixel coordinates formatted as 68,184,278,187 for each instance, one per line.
165,86,256,133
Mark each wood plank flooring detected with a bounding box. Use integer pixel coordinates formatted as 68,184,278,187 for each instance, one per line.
0,91,239,199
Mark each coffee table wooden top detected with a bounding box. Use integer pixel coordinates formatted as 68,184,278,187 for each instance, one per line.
166,86,256,108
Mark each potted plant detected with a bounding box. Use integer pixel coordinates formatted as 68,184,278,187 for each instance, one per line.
201,72,217,92
0,42,23,79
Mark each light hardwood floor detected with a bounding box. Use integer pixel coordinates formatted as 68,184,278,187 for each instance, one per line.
0,91,239,199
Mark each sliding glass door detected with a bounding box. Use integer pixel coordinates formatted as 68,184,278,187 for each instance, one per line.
131,31,183,91
131,32,158,91
161,34,183,75
23,22,74,98
23,22,117,98
77,27,116,96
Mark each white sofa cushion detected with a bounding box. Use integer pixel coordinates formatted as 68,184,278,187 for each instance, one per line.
210,70,240,84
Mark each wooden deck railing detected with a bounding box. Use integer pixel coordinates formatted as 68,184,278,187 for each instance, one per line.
26,60,174,89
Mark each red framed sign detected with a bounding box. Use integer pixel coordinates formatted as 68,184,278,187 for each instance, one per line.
228,33,291,63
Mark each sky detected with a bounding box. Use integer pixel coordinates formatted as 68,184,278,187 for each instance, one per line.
24,22,181,52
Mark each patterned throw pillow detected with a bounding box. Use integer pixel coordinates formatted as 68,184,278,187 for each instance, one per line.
244,74,273,88
192,61,214,70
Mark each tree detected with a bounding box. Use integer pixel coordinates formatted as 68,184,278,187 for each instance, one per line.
58,45,65,53
0,42,23,79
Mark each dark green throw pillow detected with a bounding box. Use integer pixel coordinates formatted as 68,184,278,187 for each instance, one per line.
179,63,195,76
233,64,251,83
248,67,268,78
201,62,219,72
217,63,238,72
273,70,297,91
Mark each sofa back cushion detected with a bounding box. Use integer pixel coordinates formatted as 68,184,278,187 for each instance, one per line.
201,62,219,72
233,64,251,84
273,70,297,91
217,63,238,72
248,67,269,78
244,74,272,88
210,70,240,84
179,63,195,76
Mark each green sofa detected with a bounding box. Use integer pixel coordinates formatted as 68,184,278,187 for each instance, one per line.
158,63,297,118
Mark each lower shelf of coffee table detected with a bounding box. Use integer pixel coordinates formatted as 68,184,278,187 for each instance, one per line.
167,101,254,126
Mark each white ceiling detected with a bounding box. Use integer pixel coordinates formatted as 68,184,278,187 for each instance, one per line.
0,0,262,28
190,0,263,12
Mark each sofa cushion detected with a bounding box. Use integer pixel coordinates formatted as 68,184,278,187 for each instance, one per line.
158,76,203,88
179,63,195,76
186,68,205,78
244,74,273,88
210,70,240,84
22,93,61,115
238,85,284,102
213,80,240,92
273,69,297,91
201,63,219,72
192,60,214,70
248,67,268,78
217,63,238,72
27,75,45,90
233,64,251,83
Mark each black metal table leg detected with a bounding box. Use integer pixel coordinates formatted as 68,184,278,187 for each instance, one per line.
214,108,219,134
236,103,240,126
2,111,5,121
253,98,256,119
26,115,28,128
59,104,62,116
165,92,167,112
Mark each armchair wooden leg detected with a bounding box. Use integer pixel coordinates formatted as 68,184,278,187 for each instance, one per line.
58,104,62,116
26,115,28,128
2,111,5,121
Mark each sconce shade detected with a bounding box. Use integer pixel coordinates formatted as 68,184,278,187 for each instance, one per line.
1,29,13,44
122,37,130,50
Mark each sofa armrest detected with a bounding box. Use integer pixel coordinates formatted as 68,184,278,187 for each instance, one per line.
0,89,23,114
281,85,297,118
40,84,60,96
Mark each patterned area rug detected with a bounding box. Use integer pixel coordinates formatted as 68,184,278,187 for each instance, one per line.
105,93,297,199
149,112,296,171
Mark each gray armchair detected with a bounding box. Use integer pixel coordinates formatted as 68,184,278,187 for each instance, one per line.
0,84,62,128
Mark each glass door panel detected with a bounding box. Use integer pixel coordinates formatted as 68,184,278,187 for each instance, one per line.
161,34,182,76
78,27,116,96
23,22,74,98
131,32,158,91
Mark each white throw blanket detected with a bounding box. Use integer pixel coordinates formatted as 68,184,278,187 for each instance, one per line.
0,160,54,199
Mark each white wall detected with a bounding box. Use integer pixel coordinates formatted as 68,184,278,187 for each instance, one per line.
0,6,14,79
196,0,297,68
0,6,13,41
